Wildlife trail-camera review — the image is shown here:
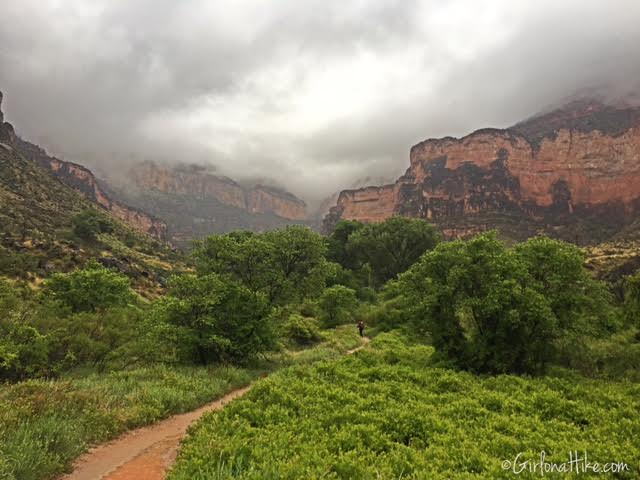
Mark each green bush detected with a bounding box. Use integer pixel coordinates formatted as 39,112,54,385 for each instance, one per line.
42,261,134,313
148,274,277,364
624,271,640,327
282,314,322,346
71,209,113,242
318,285,358,328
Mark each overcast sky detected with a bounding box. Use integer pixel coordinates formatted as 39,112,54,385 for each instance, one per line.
1,1,639,204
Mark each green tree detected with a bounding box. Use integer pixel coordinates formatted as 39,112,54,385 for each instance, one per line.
150,274,276,364
71,209,113,242
318,285,358,327
346,217,440,288
327,220,364,270
400,233,559,374
264,226,329,303
0,279,50,380
193,226,329,305
42,261,134,313
515,236,613,332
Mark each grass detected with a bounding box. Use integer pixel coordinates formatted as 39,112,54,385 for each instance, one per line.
168,332,640,479
0,325,362,480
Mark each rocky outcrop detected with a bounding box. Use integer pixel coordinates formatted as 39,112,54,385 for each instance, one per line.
129,162,308,220
131,162,247,210
0,91,15,145
324,99,640,244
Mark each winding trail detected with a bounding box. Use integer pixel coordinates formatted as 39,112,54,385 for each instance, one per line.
61,337,370,480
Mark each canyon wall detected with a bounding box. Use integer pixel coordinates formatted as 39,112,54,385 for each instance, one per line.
130,162,307,220
324,100,640,244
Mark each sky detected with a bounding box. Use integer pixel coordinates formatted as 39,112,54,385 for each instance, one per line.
1,0,639,205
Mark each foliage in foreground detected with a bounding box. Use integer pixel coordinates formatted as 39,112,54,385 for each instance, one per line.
169,332,640,480
0,326,362,480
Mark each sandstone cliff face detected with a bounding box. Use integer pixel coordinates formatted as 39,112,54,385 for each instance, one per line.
324,100,640,244
247,185,307,220
130,162,308,220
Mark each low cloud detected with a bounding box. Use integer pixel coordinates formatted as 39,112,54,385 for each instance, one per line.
1,0,639,205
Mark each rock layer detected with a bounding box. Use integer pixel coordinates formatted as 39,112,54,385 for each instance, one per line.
324,100,640,244
130,162,307,220
102,162,310,247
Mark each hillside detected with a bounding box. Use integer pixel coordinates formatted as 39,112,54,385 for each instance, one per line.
0,94,181,295
324,98,640,245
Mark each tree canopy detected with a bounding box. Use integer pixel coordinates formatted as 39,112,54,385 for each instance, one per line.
328,217,440,289
399,233,608,375
192,226,330,305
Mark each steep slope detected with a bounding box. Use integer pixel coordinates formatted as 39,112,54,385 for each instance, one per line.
105,162,311,247
0,92,167,241
324,99,640,244
0,93,179,294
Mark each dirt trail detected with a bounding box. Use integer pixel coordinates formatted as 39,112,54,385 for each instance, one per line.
62,338,370,480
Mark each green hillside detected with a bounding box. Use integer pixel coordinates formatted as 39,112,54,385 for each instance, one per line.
0,143,181,296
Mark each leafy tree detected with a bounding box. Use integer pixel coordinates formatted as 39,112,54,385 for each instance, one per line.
0,279,51,380
264,226,330,302
72,209,113,242
327,220,364,270
346,217,440,288
515,236,613,332
193,226,329,305
401,233,588,373
318,285,358,327
150,274,276,364
42,261,134,313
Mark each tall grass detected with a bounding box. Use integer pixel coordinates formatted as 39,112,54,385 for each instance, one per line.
0,325,362,480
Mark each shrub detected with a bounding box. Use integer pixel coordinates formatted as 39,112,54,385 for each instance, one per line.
71,209,113,242
149,274,277,364
624,271,640,327
282,314,322,346
398,233,603,375
42,261,134,313
318,285,358,328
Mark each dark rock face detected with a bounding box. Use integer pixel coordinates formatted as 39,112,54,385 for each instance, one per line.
324,99,640,244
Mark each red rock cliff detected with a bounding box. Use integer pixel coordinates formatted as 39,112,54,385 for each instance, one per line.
324,100,640,244
130,162,308,220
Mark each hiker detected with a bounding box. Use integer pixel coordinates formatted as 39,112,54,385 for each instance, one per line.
357,320,365,337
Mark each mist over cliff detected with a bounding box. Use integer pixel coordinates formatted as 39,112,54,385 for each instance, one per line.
1,1,639,205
